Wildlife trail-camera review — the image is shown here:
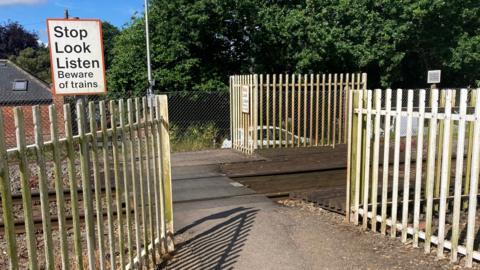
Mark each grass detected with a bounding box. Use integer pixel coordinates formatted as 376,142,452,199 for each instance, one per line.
170,122,221,152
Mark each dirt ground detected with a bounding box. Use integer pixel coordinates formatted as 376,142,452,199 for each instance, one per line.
276,199,479,270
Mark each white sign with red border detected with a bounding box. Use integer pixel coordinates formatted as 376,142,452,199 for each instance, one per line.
47,19,106,95
241,85,250,113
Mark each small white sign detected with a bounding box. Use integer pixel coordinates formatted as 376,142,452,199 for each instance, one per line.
47,19,106,95
427,70,441,84
241,86,250,113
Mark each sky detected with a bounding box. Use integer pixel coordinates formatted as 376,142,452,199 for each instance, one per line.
0,0,144,43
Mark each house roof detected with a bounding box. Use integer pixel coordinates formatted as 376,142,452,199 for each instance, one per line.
0,59,53,106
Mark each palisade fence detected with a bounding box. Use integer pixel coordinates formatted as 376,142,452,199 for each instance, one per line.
0,95,174,269
230,73,367,154
347,88,480,267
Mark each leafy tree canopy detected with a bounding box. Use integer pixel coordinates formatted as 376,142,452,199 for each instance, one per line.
0,21,39,59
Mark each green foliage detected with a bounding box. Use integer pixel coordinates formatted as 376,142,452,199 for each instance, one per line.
10,47,51,83
101,22,120,70
170,122,220,152
98,0,480,94
0,21,39,59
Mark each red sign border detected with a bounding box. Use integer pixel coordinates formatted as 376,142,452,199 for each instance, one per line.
47,18,107,96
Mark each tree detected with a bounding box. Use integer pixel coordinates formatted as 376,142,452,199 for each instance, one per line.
0,21,39,59
102,22,120,69
10,46,51,83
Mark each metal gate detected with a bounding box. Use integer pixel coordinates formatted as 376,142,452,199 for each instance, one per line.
230,73,367,153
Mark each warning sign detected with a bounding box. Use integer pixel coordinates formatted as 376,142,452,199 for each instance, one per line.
241,86,250,113
47,19,106,95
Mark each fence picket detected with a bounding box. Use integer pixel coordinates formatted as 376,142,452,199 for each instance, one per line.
143,98,155,266
279,74,283,148
100,101,116,269
77,100,96,269
437,90,453,258
451,89,468,262
354,90,364,225
465,89,480,267
370,89,381,232
332,74,337,147
401,90,414,242
413,90,426,247
464,91,477,210
327,74,332,146
285,74,289,148
64,104,83,268
390,89,403,238
88,102,106,270
303,74,307,147
321,74,326,146
380,89,392,235
362,90,372,230
32,106,54,270
159,95,175,251
127,99,142,268
424,89,439,253
119,99,135,266
310,74,314,146
135,98,149,267
15,108,38,270
0,109,18,269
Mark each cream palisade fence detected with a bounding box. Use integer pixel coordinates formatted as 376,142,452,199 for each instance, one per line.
230,73,367,153
347,88,480,267
0,95,174,269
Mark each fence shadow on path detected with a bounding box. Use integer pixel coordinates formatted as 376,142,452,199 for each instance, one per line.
159,207,259,270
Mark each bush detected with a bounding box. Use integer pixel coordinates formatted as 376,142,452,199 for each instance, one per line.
170,122,221,152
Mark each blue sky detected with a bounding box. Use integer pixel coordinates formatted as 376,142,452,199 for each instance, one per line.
0,0,144,43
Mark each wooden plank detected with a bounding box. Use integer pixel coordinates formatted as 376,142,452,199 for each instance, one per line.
332,74,338,147
149,98,163,258
434,91,446,209
465,88,480,267
155,96,168,252
260,75,263,149
272,74,277,149
128,99,142,268
338,74,344,144
136,98,149,267
285,74,289,148
266,74,270,148
463,90,477,210
158,95,175,251
15,108,38,270
401,90,414,243
88,102,106,270
303,74,307,147
380,89,392,235
315,74,320,146
291,75,295,147
100,101,116,269
279,74,283,148
346,89,355,222
110,101,126,269
0,108,18,269
33,106,54,270
77,100,96,269
424,89,439,254
327,74,332,145
437,90,453,258
321,74,326,146
390,89,403,238
64,104,83,268
343,74,350,143
354,90,364,225
413,90,426,247
310,74,314,146
49,105,69,270
119,99,135,266
362,90,372,230
370,89,381,232
450,89,468,262
143,97,155,266
297,74,301,147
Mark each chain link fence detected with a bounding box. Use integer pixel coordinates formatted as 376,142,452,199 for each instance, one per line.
166,91,230,152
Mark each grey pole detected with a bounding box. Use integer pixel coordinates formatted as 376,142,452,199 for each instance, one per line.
144,0,153,98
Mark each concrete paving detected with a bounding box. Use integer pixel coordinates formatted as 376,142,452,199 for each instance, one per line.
164,149,453,270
